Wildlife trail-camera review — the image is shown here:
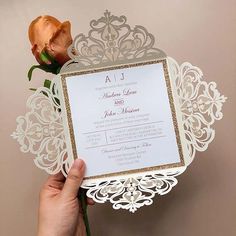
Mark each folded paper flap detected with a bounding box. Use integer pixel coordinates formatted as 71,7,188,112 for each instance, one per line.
61,10,166,73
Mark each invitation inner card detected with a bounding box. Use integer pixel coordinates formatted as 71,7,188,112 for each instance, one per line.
61,59,185,179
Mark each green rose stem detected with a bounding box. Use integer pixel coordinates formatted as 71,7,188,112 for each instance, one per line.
28,52,92,235
78,188,91,236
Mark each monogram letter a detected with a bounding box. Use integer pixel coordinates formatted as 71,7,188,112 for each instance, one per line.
105,75,111,83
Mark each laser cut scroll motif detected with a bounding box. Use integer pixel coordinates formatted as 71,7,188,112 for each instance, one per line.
12,11,226,212
61,10,166,72
12,81,73,177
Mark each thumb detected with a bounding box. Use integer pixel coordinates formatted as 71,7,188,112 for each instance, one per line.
61,159,85,199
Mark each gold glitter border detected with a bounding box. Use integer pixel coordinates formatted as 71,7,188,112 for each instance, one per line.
61,78,78,162
61,59,185,180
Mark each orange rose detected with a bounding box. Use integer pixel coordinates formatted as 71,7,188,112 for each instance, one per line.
28,15,72,65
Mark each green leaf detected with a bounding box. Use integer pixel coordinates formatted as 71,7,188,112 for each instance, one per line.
28,65,42,81
44,79,51,89
39,52,50,64
27,64,61,81
40,51,59,65
27,51,62,82
56,66,61,74
29,88,37,91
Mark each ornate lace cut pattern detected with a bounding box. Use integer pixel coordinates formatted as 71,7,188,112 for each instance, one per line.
12,84,73,177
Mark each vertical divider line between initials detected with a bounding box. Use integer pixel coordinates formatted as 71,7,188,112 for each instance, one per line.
105,131,108,145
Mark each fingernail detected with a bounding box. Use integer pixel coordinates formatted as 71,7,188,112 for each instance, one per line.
73,158,84,170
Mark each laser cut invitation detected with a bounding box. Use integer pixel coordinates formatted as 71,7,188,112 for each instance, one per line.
13,11,226,212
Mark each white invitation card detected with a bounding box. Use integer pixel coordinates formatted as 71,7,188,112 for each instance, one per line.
60,59,185,179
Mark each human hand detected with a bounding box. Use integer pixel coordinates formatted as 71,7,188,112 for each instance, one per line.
37,159,93,236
